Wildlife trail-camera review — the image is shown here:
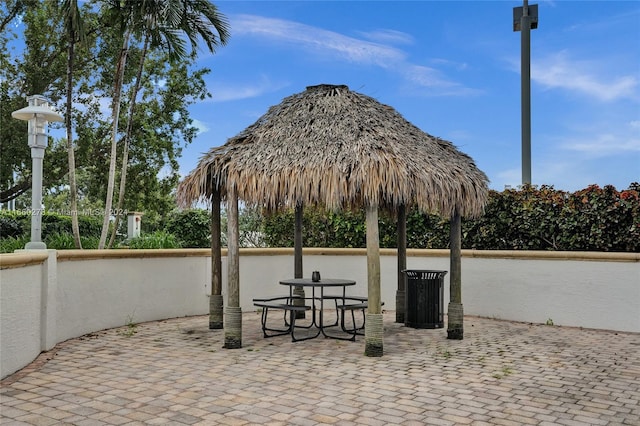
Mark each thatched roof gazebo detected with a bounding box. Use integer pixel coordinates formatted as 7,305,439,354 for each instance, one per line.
178,84,489,356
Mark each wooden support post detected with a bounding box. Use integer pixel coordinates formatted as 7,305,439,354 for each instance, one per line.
447,210,463,340
224,185,242,349
209,188,223,329
365,203,383,357
294,203,303,278
293,204,305,318
396,204,406,323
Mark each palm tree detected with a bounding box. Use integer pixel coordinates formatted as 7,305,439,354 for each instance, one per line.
98,0,134,249
60,0,86,248
106,35,148,248
100,0,229,249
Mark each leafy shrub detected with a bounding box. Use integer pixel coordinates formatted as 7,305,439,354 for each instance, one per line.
0,235,30,253
125,231,182,249
262,183,640,252
0,213,24,238
80,236,100,249
0,211,29,239
3,183,636,252
263,206,450,249
43,233,100,250
0,210,102,240
560,184,639,251
76,214,102,237
165,209,210,248
45,232,77,249
41,212,101,239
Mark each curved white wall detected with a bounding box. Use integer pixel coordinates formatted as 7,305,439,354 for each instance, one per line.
1,248,638,379
235,250,639,332
0,253,47,379
56,255,210,343
455,257,639,329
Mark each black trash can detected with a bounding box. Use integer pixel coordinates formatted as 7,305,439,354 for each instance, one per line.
403,270,447,329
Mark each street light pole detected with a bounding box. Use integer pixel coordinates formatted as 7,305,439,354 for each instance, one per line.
514,0,538,185
12,95,63,250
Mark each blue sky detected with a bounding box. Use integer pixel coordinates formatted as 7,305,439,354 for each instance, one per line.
183,0,640,192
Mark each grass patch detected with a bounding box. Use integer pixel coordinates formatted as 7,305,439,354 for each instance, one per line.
117,315,138,337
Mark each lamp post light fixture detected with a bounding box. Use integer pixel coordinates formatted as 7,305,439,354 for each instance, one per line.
11,95,63,250
514,0,538,185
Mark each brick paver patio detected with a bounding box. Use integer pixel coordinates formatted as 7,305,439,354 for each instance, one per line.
1,311,639,425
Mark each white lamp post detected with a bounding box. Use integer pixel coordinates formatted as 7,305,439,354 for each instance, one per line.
11,95,63,250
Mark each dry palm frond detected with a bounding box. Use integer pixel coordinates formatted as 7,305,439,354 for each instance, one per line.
177,84,489,218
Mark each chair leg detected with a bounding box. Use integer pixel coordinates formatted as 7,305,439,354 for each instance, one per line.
338,309,357,341
289,309,296,340
260,307,291,337
290,309,319,342
261,307,269,337
285,302,313,329
326,299,339,327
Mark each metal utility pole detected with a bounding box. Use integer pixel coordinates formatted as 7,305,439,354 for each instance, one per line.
514,1,538,185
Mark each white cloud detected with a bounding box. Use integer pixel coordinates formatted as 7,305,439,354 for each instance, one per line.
208,76,289,103
561,133,640,157
357,29,414,45
191,118,209,135
494,168,521,190
231,14,405,67
430,58,468,72
404,65,483,96
534,160,589,189
230,14,476,96
553,118,640,158
531,51,638,102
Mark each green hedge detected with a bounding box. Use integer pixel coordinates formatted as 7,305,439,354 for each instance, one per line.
164,209,210,248
463,184,639,251
2,184,637,252
0,209,205,251
0,211,102,241
263,184,640,252
125,231,182,249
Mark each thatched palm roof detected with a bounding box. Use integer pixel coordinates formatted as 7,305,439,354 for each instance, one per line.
178,84,489,218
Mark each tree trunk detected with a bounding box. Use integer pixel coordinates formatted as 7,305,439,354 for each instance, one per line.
108,38,148,248
99,32,130,249
65,30,81,249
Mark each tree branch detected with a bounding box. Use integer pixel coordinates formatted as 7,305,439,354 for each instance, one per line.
0,179,31,203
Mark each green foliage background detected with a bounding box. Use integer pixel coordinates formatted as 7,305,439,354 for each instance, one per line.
165,209,211,248
1,184,638,252
1,2,215,227
263,184,639,252
0,210,101,240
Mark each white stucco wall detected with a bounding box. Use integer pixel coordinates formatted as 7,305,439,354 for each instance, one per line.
0,253,47,379
460,257,640,331
1,248,638,379
235,251,639,333
55,253,210,343
234,253,450,311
